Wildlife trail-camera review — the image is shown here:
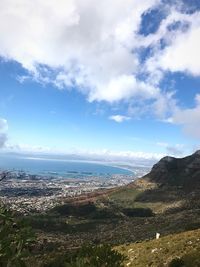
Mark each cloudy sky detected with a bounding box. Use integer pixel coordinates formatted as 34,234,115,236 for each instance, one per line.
0,0,200,161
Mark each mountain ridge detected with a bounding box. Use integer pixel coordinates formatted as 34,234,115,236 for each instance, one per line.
136,150,200,190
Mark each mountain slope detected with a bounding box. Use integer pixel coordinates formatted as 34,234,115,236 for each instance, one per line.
143,150,200,189
26,151,200,264
109,151,200,213
117,228,200,267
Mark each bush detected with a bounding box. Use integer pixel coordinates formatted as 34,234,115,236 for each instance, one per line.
122,208,154,217
182,250,200,267
52,203,97,217
89,208,117,219
0,206,34,267
168,257,185,267
44,244,126,267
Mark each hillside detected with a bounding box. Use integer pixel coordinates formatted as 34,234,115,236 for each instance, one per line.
109,151,200,213
14,151,200,266
143,150,200,188
117,228,200,267
104,151,200,265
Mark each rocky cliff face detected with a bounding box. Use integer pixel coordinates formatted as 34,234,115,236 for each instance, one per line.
144,151,200,189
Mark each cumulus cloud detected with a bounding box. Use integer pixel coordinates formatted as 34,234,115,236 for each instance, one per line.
0,0,167,122
109,115,131,123
0,1,178,103
1,0,200,139
141,7,200,138
0,118,8,148
146,11,200,76
0,0,159,102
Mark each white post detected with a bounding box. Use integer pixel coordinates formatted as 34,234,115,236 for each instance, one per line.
156,233,160,239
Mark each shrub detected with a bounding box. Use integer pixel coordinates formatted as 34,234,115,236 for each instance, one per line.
0,206,34,267
44,244,126,267
52,203,97,217
168,257,185,267
122,207,154,217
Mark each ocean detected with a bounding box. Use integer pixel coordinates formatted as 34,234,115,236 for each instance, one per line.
0,154,133,178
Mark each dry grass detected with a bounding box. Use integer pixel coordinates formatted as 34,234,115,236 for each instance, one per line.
117,228,200,267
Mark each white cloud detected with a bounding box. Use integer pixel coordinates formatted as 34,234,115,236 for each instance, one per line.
0,0,176,113
141,8,200,138
153,91,177,118
159,26,200,76
109,115,131,123
77,148,164,161
90,75,159,103
195,94,200,105
74,148,164,164
5,143,52,153
161,95,200,139
156,142,168,147
0,118,8,148
0,118,8,131
4,142,163,164
156,141,184,156
166,145,184,156
1,1,200,140
169,95,200,138
145,10,200,76
0,0,160,104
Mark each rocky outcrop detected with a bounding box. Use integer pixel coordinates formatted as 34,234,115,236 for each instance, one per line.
143,151,200,190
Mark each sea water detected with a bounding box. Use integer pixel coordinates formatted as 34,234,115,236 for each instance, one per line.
0,154,133,178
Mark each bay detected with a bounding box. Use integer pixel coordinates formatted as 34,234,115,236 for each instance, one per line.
0,154,133,178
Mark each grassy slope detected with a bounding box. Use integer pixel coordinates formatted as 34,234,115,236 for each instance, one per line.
108,183,183,213
117,228,200,267
108,187,141,207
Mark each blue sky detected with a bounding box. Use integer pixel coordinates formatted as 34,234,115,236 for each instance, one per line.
0,0,200,162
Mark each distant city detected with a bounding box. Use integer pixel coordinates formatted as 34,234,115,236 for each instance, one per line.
0,164,150,214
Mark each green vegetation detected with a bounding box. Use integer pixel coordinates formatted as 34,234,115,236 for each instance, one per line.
0,206,34,267
109,187,141,208
52,202,97,217
169,258,185,267
44,244,126,267
0,206,126,267
122,207,154,217
1,204,200,267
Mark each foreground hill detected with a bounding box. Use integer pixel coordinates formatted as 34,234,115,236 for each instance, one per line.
117,228,200,267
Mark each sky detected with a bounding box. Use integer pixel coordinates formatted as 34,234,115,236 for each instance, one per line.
0,0,200,163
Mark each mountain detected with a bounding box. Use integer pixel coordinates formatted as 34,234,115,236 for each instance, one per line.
142,150,200,190
109,150,200,214
21,150,200,266
113,152,200,266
